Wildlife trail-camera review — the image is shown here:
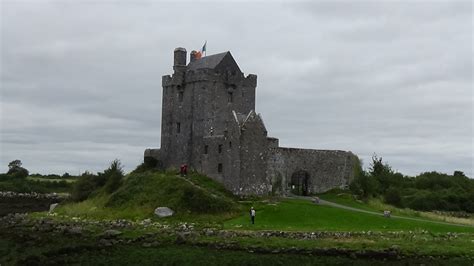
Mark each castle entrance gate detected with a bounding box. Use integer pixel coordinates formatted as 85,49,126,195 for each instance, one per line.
290,170,310,196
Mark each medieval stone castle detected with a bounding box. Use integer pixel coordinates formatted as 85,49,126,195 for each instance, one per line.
145,48,358,195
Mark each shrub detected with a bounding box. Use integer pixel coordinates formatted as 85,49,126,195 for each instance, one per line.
8,167,29,179
71,172,100,202
349,171,377,199
384,187,403,207
103,159,124,193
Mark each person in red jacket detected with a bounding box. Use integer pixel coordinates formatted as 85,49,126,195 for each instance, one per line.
183,164,188,176
180,164,185,177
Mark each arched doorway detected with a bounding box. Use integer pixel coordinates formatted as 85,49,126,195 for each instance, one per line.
290,170,310,196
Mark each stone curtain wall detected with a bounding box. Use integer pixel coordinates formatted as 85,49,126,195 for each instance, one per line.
267,148,357,194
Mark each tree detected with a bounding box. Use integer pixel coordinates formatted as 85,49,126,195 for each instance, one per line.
350,170,378,199
7,159,29,178
103,159,124,193
369,154,400,193
453,171,466,177
8,160,22,170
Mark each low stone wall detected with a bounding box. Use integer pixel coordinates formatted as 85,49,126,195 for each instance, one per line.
267,148,357,194
0,191,68,216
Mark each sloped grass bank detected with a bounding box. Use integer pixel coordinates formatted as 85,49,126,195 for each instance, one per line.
226,199,474,233
319,192,474,226
56,171,239,221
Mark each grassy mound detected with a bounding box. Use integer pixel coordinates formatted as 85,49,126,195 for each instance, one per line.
56,171,238,220
106,171,237,213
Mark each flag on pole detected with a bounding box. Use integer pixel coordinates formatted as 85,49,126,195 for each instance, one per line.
201,41,207,56
195,41,207,60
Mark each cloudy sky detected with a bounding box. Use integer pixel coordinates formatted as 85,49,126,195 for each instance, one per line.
1,0,472,177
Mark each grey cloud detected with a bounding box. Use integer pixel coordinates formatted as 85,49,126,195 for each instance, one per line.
1,1,472,177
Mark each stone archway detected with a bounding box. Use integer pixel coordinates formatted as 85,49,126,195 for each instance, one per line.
290,170,310,196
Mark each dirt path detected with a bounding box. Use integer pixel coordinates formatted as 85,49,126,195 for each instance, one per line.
176,175,220,199
288,195,474,228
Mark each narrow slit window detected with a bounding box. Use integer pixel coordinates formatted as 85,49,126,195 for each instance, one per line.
204,145,208,154
227,92,233,103
218,163,223,173
229,141,232,148
176,122,181,133
178,91,184,102
218,144,223,153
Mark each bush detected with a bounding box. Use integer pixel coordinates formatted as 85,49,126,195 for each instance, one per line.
8,167,29,179
384,187,403,207
103,159,124,193
71,172,100,202
349,171,377,199
349,154,474,213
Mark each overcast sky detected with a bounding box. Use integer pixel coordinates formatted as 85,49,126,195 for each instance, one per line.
1,0,472,177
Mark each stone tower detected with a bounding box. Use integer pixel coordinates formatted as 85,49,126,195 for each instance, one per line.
157,47,258,177
145,47,358,195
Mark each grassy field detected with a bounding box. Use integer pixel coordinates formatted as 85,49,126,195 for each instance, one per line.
319,192,474,226
225,199,474,233
55,171,239,221
27,176,77,183
0,176,73,194
3,170,474,264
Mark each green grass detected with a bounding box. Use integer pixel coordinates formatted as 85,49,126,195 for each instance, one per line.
2,226,473,265
0,176,73,193
225,199,474,233
319,192,474,226
186,172,237,199
318,192,376,211
55,171,239,221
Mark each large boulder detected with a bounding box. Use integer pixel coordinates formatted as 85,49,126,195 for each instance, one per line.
154,207,174,218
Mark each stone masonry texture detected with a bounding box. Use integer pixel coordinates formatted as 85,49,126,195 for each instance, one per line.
145,48,358,196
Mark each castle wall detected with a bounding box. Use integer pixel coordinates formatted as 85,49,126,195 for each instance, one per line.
238,113,272,195
267,148,357,194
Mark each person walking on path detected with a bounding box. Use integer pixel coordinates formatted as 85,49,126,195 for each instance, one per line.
250,207,256,224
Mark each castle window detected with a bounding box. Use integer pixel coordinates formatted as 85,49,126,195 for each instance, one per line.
218,163,223,173
176,122,181,133
178,91,184,102
218,144,223,153
227,92,233,103
229,141,232,148
204,145,208,154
